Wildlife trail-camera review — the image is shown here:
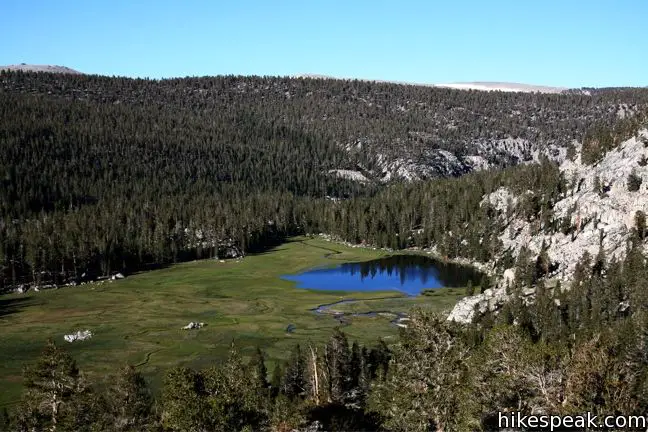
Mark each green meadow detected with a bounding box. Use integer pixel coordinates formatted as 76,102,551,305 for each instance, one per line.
0,238,465,406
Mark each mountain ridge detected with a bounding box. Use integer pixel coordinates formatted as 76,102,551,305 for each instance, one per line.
2,66,640,94
0,63,83,74
295,73,571,93
3,71,647,184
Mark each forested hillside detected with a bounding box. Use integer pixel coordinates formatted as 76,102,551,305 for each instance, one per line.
2,71,648,290
3,71,648,431
4,70,648,178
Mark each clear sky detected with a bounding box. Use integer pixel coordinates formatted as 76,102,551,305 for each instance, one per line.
1,0,646,87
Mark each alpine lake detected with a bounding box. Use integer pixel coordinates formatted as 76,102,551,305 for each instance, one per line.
283,254,483,296
283,253,484,326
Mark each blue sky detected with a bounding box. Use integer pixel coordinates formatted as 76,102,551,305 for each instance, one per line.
1,0,646,87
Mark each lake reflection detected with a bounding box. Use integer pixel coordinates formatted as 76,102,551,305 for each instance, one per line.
282,255,482,296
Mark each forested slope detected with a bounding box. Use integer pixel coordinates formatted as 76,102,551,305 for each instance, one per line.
4,72,648,431
5,70,648,178
1,70,648,289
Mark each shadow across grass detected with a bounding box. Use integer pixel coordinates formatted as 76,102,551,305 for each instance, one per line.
0,297,35,319
244,234,294,256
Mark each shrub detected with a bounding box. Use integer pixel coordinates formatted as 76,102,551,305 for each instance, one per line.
627,170,642,192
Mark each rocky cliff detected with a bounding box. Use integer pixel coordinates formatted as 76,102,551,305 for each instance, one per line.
449,129,648,323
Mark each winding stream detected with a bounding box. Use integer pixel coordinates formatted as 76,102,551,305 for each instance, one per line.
310,297,410,327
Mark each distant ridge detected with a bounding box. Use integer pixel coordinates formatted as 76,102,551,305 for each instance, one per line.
0,67,583,93
434,82,567,93
295,73,568,94
0,63,83,74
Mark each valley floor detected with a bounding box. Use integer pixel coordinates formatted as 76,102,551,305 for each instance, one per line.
0,237,465,406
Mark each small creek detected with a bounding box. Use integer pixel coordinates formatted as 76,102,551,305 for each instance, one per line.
309,297,410,327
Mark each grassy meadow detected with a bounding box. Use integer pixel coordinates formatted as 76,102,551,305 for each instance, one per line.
0,237,465,406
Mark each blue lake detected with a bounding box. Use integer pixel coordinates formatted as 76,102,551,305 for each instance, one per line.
282,255,483,296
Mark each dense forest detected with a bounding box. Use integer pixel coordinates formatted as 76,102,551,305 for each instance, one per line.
2,71,648,289
3,71,648,430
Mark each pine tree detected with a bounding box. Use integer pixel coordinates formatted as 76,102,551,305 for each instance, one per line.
305,342,330,406
105,365,154,431
638,155,648,167
17,340,91,432
249,346,268,390
593,175,602,194
592,246,606,278
0,407,10,431
514,246,535,288
201,344,269,432
627,170,642,192
161,367,208,432
635,210,646,240
325,328,351,404
465,279,475,296
535,240,551,279
349,341,362,391
270,363,283,396
368,339,391,381
269,393,305,432
281,344,306,399
368,311,472,431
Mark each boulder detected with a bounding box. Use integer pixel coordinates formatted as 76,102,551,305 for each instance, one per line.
447,295,484,324
618,300,631,314
64,330,93,343
448,287,508,324
502,268,516,287
182,322,205,330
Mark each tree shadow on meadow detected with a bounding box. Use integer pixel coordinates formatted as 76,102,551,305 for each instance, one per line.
0,296,35,319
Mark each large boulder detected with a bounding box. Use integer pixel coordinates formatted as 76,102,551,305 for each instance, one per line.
64,330,92,343
447,287,509,324
182,322,205,330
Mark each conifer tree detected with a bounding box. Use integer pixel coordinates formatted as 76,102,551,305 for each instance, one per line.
368,311,472,431
105,365,154,431
0,407,10,431
635,210,646,240
249,346,268,390
627,170,643,192
17,340,91,432
465,279,475,296
325,328,351,404
270,363,283,396
281,344,306,399
160,367,208,432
